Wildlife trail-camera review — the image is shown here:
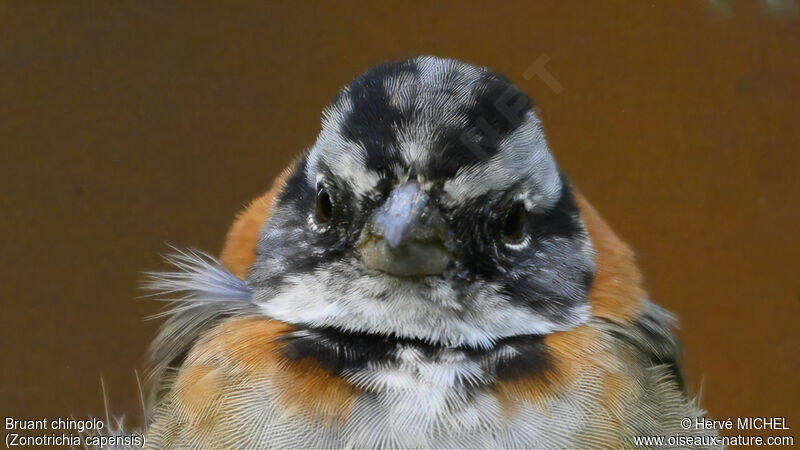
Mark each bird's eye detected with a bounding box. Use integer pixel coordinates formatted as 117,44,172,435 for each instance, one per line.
316,186,333,223
502,202,527,245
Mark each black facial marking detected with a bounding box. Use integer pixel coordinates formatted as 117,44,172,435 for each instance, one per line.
253,156,359,287
443,175,593,324
339,59,419,172
432,73,535,179
477,73,533,133
527,176,585,242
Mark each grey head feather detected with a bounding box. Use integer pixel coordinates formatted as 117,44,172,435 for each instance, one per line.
144,247,252,304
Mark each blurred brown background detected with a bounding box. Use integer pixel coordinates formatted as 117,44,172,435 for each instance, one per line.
1,0,798,441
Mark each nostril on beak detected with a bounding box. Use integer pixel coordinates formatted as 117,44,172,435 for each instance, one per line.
372,182,427,248
360,181,454,276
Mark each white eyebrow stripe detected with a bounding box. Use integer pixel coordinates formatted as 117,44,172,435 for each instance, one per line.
305,86,382,197
442,113,561,210
307,138,380,197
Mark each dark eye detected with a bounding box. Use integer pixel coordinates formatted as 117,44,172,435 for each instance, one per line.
502,202,527,244
315,186,333,223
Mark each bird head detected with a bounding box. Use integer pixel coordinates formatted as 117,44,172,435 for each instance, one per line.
248,56,595,349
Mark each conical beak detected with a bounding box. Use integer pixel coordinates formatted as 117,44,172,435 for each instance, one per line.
359,181,454,276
